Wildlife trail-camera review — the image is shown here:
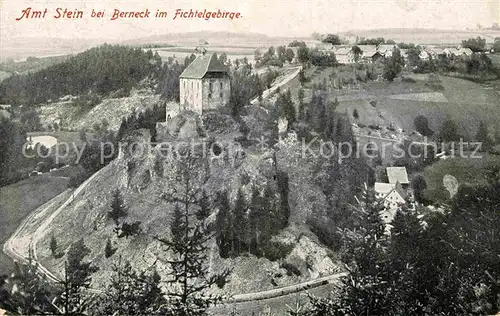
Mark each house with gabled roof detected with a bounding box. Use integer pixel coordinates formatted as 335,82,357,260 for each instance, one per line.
335,47,355,64
374,181,408,225
179,52,230,115
458,47,473,57
377,44,397,57
426,47,445,58
419,50,430,61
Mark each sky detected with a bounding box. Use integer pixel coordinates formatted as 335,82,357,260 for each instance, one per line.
1,0,499,42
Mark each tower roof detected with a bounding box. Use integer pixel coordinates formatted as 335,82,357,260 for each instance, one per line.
179,53,228,79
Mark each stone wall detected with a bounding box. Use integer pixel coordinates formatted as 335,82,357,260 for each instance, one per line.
201,76,230,111
180,78,203,114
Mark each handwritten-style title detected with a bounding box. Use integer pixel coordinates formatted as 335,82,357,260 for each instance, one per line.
15,8,242,21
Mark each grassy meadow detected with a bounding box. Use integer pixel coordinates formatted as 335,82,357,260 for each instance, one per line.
422,154,500,203
0,175,69,275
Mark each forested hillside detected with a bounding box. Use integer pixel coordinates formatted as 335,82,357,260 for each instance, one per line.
0,44,162,105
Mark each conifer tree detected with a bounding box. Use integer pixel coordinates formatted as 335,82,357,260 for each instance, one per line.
104,238,116,258
215,191,233,258
233,187,248,254
328,187,390,315
157,153,229,315
54,238,98,315
0,254,57,315
50,235,58,257
108,189,128,226
93,257,165,315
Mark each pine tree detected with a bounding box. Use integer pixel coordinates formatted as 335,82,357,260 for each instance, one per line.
196,190,211,222
156,153,229,315
50,235,58,257
298,88,305,121
215,191,233,258
108,189,128,225
54,238,98,315
93,257,166,315
233,187,248,254
0,254,57,315
104,238,116,258
353,108,359,120
387,203,428,314
328,187,390,315
275,168,291,228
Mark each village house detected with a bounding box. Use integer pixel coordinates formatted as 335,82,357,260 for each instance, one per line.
426,47,445,58
335,47,355,64
374,166,411,228
179,52,230,116
377,44,397,57
375,181,409,225
419,50,430,61
355,45,379,63
443,46,473,58
443,47,459,57
457,47,473,57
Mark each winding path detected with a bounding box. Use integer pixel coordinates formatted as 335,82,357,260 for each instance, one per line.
3,166,106,283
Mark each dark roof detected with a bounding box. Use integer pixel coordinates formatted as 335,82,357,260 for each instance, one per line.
179,53,228,79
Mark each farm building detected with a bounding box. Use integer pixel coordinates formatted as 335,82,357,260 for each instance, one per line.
179,52,230,115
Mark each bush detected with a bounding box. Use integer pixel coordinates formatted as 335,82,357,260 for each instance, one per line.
260,241,294,262
280,261,302,276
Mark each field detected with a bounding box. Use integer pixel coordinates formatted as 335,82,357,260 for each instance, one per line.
422,154,500,203
148,45,258,66
331,74,500,139
488,53,500,68
0,175,69,275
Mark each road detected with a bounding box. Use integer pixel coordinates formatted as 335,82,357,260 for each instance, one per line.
250,66,303,106
3,165,106,283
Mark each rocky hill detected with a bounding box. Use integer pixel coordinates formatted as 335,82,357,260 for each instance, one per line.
34,109,347,295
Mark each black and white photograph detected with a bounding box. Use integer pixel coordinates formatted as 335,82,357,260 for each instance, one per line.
0,1,500,315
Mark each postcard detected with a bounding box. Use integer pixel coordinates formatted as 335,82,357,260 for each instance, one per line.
1,1,499,315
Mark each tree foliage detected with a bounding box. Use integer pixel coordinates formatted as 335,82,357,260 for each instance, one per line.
322,34,342,45
462,37,486,52
0,44,160,105
156,152,229,315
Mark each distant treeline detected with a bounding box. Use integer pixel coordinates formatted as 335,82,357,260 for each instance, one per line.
0,44,162,105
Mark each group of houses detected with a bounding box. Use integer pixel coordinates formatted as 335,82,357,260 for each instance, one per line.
310,42,475,65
